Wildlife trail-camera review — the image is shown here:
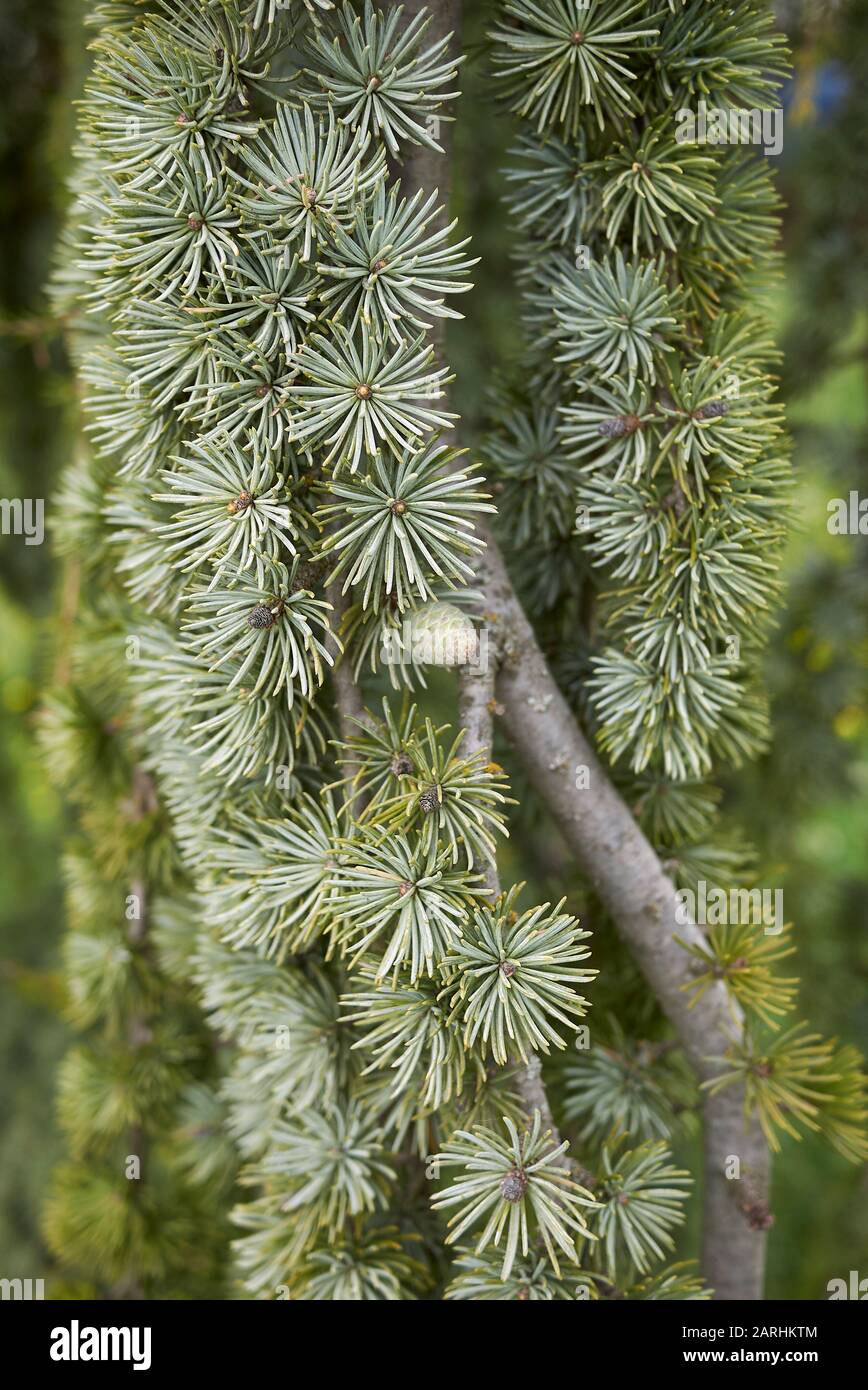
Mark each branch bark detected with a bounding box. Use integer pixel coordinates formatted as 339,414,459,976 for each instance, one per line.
473,523,770,1298
392,0,771,1299
456,659,498,896
326,539,375,815
326,577,369,741
458,660,581,1179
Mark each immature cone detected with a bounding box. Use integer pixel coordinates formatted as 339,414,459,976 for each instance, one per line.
597,413,641,439
248,603,276,630
501,1168,528,1203
693,399,729,420
227,490,254,515
405,601,479,668
418,784,440,813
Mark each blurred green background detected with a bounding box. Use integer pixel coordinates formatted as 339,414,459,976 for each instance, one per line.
0,0,865,1297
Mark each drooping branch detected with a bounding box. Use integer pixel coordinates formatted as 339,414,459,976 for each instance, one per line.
456,658,498,896
326,576,369,741
394,0,770,1300
473,522,770,1299
457,658,580,1176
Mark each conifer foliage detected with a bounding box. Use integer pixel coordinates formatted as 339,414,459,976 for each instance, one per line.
43,0,866,1301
